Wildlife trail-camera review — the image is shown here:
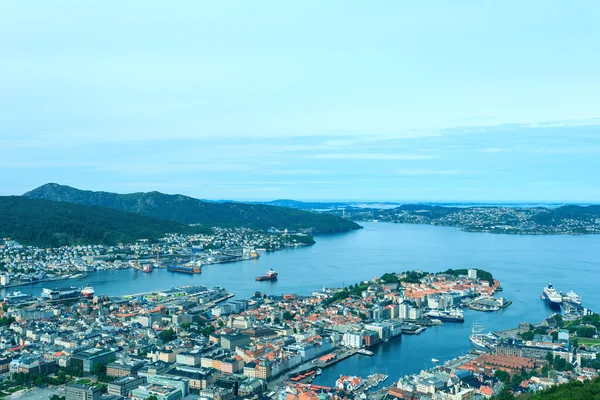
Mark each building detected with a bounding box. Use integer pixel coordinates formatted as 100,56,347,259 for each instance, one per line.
166,366,219,390
468,269,478,280
220,334,250,350
342,332,363,348
108,376,146,397
65,384,102,400
131,384,182,400
146,375,190,398
176,352,201,367
71,348,117,373
0,274,9,286
106,360,146,378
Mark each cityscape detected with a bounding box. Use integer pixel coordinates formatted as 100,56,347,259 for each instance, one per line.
2,1,600,400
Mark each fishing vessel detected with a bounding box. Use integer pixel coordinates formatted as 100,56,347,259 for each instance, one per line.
542,283,562,308
81,284,95,298
566,290,582,305
256,269,278,281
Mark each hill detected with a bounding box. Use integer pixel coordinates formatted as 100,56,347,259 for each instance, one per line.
494,378,600,399
24,184,361,233
0,196,209,248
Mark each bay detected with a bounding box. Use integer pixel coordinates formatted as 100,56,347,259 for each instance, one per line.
5,222,600,384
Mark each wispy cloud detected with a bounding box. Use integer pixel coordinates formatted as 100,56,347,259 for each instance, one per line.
395,170,465,176
310,153,438,160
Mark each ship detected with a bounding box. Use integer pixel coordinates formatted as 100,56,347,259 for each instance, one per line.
469,322,497,349
41,286,82,301
81,284,95,298
3,290,35,304
167,265,201,274
469,322,487,348
542,283,562,309
425,308,464,322
255,269,278,281
141,265,153,273
566,290,582,305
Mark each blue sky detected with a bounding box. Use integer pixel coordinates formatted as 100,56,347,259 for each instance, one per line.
1,1,599,202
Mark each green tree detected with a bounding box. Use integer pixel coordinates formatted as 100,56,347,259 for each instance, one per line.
494,369,510,384
512,374,523,387
159,328,177,343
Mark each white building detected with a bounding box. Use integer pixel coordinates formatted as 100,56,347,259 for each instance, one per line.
468,269,478,280
342,332,363,348
0,275,9,286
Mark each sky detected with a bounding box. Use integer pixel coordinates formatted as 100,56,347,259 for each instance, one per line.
1,1,599,202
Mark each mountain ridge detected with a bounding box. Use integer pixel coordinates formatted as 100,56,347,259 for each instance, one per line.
0,196,210,248
24,183,362,233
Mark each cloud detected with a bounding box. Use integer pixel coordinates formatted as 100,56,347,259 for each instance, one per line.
395,170,465,176
310,153,438,160
478,147,503,153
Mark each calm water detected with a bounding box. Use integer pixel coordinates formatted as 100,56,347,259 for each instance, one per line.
6,222,600,384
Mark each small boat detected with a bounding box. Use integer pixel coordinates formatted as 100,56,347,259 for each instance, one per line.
431,358,439,363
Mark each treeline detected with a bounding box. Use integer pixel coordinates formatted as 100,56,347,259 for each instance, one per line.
442,268,493,282
494,377,600,399
0,196,210,248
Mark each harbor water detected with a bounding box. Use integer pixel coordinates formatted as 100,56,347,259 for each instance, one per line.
4,222,600,384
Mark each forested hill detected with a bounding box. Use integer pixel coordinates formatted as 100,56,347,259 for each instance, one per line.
24,183,361,233
0,196,209,248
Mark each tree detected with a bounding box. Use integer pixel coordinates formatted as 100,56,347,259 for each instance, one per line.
494,369,510,384
511,374,523,387
283,311,295,321
159,328,177,343
273,317,281,324
545,352,554,364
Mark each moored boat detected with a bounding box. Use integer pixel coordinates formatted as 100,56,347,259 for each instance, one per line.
542,283,562,309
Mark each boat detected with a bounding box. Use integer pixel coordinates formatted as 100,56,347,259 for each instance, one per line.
567,290,582,305
255,269,278,281
542,283,562,308
141,265,153,273
469,322,487,349
167,265,201,274
431,358,439,363
42,286,82,301
425,308,464,322
81,284,95,298
316,369,322,375
3,290,35,304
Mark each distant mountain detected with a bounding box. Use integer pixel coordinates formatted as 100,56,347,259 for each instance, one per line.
24,184,361,233
0,196,210,248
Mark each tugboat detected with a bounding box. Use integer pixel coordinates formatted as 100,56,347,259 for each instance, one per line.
256,269,278,281
141,264,153,273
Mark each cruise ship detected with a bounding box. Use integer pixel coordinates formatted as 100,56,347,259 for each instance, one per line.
3,290,35,304
541,283,563,308
41,286,82,301
425,308,464,322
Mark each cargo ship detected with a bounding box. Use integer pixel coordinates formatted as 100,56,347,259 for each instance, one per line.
256,269,278,281
167,265,201,274
541,283,562,309
425,308,464,322
81,284,95,298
